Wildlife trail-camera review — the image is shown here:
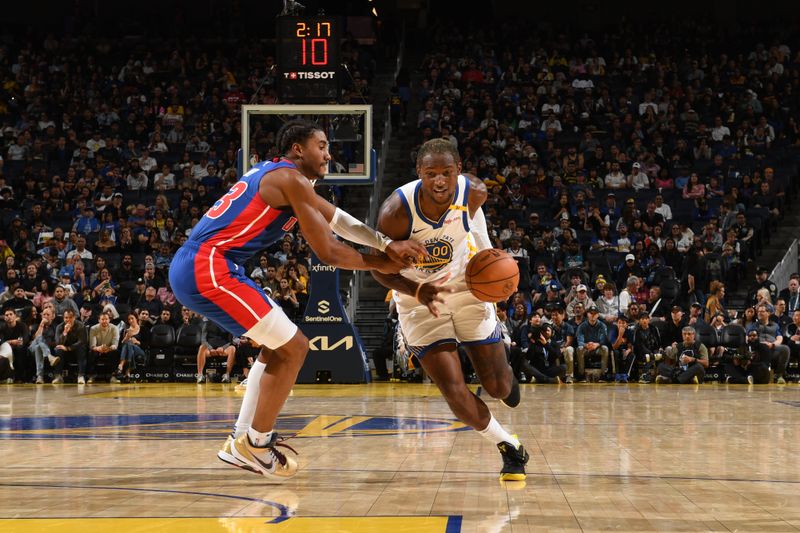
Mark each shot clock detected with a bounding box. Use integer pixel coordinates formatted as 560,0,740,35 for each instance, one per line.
277,16,341,102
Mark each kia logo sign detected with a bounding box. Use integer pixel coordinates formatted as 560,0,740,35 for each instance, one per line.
308,336,353,351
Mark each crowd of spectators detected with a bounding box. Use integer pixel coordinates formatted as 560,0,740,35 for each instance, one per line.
0,27,376,383
2,19,800,385
407,20,800,383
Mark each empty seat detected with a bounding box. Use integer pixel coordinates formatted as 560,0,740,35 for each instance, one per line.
695,324,719,348
174,323,203,370
721,324,746,349
145,324,176,370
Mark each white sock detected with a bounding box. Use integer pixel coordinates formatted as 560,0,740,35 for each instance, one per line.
233,360,266,437
478,415,520,449
247,426,274,447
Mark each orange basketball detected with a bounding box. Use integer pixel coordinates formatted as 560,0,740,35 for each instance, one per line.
465,249,520,302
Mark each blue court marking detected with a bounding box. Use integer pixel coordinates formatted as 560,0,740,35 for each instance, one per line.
0,482,292,523
0,413,470,440
774,400,800,408
445,515,462,533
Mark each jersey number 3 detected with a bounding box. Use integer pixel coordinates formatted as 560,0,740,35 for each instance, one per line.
207,181,248,219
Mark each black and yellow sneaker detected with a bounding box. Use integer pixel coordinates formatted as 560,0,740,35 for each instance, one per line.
497,439,529,481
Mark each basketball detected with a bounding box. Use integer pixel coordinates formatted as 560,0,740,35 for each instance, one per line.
465,249,520,302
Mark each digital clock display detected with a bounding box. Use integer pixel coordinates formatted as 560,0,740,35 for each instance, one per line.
277,16,341,102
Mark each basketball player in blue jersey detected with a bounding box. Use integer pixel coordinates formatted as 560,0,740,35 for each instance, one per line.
170,120,426,481
370,138,529,481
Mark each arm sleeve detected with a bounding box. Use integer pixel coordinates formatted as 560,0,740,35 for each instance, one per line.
329,208,392,252
469,207,493,251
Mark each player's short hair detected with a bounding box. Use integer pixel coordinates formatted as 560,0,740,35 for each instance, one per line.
276,119,323,155
416,138,460,167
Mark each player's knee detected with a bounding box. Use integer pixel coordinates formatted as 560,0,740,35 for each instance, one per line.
482,376,511,399
438,381,471,403
275,331,309,364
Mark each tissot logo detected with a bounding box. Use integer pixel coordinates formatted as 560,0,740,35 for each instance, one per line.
284,71,337,80
317,300,329,314
308,335,353,351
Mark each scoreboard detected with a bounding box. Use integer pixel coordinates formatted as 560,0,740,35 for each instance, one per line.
276,16,341,102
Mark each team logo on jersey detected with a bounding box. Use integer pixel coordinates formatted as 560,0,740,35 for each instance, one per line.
416,238,454,273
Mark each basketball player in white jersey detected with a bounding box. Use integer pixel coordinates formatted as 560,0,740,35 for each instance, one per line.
371,138,529,481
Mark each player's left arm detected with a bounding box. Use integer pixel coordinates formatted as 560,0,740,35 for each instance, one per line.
313,194,426,265
464,173,492,251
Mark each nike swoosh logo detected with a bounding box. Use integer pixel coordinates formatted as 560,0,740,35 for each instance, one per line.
252,452,274,472
411,229,424,234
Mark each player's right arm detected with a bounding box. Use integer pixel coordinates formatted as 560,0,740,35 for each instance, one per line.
371,192,451,317
463,173,493,251
268,170,401,273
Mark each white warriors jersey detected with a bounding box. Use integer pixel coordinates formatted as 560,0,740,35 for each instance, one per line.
393,174,477,290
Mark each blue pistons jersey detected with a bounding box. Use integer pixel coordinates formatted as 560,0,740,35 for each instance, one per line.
187,159,299,264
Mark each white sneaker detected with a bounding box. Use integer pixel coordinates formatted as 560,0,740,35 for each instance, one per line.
52,375,64,384
77,375,86,385
221,374,230,383
48,354,60,367
197,374,205,384
777,377,786,385
35,376,44,384
747,375,754,385
231,433,298,482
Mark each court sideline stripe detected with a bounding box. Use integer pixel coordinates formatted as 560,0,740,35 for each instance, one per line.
4,468,800,486
0,482,291,523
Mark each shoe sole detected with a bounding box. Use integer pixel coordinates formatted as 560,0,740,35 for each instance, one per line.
500,472,526,481
217,449,259,474
230,439,292,483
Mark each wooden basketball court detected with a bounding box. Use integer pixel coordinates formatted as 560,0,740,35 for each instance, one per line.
1,382,799,532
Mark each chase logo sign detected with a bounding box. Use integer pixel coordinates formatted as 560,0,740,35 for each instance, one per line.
0,413,468,440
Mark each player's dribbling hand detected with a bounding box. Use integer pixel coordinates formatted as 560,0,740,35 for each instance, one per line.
416,275,454,318
385,240,429,266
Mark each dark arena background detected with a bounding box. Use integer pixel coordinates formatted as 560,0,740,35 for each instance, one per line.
1,1,799,531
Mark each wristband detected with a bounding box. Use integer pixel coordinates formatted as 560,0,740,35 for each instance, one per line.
377,232,393,252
